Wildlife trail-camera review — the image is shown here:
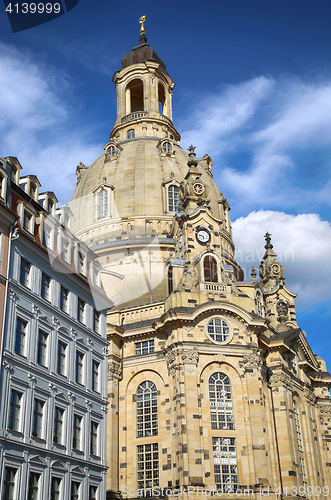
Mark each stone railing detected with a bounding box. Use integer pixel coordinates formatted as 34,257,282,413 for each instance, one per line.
121,111,147,124
200,282,231,293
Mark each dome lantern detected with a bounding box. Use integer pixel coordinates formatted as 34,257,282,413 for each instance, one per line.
110,18,179,143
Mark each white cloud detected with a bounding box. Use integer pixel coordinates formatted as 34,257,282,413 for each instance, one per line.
232,210,331,306
0,41,101,205
182,76,331,211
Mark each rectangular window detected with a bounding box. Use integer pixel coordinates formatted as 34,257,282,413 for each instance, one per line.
75,351,84,385
60,286,68,313
78,251,85,275
28,472,40,500
89,485,97,500
71,481,81,500
2,467,17,500
93,309,100,334
19,258,30,287
92,360,99,393
15,318,26,355
32,399,44,438
0,174,4,199
0,230,4,271
61,238,70,262
37,330,48,367
53,407,64,444
77,299,85,323
73,414,82,450
41,273,51,301
57,341,67,376
90,421,98,456
135,340,154,356
22,211,32,232
51,477,61,500
212,437,238,493
300,457,307,485
137,443,159,490
8,390,22,431
42,224,52,247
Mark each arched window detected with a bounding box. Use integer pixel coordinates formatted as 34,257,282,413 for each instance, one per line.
168,185,179,212
162,142,172,154
126,79,144,112
168,266,173,295
105,146,116,160
209,373,234,429
127,129,135,139
137,381,158,437
158,83,165,114
204,255,218,282
97,189,108,219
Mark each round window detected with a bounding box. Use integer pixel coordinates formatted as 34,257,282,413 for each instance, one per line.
207,318,230,343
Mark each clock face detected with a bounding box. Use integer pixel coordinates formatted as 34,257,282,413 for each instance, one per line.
193,182,204,195
196,228,210,244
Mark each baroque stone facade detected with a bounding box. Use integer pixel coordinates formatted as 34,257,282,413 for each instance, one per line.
70,29,331,500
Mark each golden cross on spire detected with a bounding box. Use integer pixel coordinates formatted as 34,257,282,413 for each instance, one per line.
139,15,146,35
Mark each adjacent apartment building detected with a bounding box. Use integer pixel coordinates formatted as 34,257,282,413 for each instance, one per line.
0,156,112,500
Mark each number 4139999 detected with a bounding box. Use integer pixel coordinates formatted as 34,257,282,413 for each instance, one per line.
6,3,61,14
275,486,329,496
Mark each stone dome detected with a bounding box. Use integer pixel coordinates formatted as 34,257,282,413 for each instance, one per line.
70,36,242,308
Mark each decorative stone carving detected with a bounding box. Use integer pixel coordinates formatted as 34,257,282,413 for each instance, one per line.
70,328,77,338
304,387,316,405
53,317,59,327
32,304,40,316
49,383,57,393
165,349,178,377
103,346,109,356
28,373,36,385
85,399,92,409
9,290,18,302
68,391,76,401
108,361,122,382
269,372,293,390
102,406,109,413
318,405,331,415
242,353,262,372
2,360,12,372
182,350,199,364
277,300,289,324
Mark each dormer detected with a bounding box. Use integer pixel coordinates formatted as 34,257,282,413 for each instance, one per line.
0,160,9,202
156,138,176,158
56,204,73,230
19,174,41,200
38,191,58,215
5,156,23,184
103,141,123,162
92,182,115,221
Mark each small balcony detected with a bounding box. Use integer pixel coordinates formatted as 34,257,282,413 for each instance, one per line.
121,111,147,124
200,282,231,293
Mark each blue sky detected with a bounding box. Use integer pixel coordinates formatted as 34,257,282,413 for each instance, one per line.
1,0,331,366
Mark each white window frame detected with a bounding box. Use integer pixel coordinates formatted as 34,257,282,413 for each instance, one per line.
162,178,181,214
93,184,114,221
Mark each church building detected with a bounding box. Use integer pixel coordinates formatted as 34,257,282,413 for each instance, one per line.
69,18,331,500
